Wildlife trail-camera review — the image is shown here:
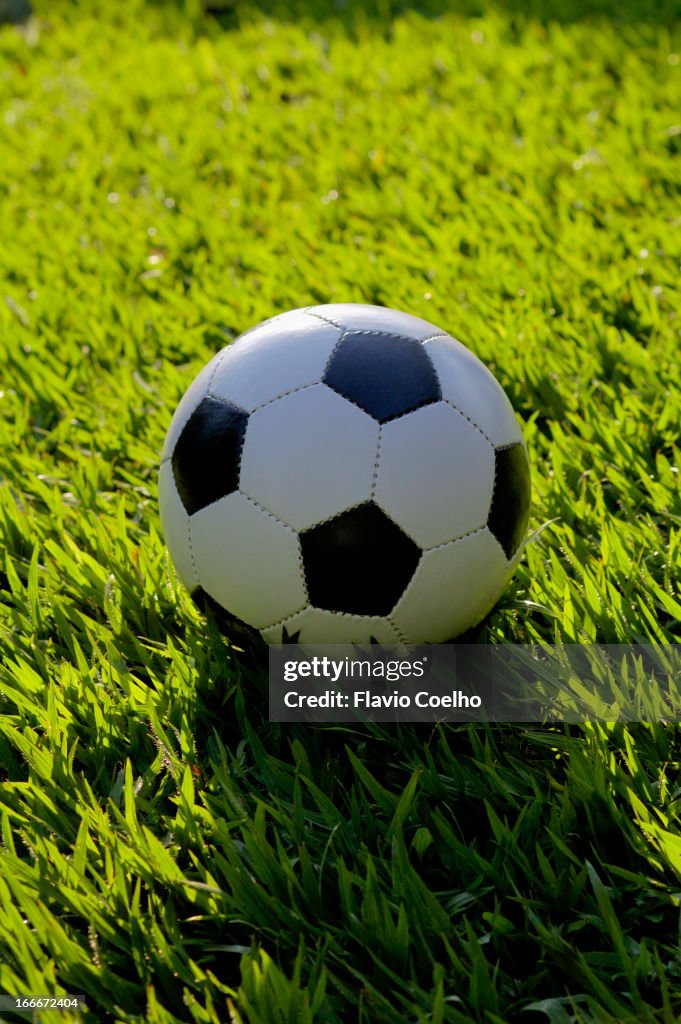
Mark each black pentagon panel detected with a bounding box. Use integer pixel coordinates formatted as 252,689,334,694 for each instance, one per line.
487,443,531,559
172,397,248,515
190,586,267,662
300,502,421,616
323,332,440,423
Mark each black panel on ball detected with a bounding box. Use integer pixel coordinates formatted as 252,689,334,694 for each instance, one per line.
323,332,440,422
487,443,531,559
301,502,421,615
172,397,248,515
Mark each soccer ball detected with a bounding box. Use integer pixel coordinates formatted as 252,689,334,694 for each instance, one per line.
159,304,531,646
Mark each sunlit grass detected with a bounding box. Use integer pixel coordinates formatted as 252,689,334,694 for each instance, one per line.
0,0,679,1021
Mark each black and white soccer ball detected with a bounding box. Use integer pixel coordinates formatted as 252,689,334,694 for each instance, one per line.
159,304,531,646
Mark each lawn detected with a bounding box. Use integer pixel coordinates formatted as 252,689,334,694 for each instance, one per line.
0,0,680,1021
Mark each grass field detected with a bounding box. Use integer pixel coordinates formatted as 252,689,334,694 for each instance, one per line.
0,0,680,1021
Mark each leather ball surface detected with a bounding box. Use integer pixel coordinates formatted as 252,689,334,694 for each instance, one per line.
159,304,531,645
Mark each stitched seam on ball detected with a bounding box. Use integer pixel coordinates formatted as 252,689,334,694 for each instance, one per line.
374,394,441,424
338,327,437,342
251,381,320,414
442,398,494,446
302,496,421,549
323,380,441,424
420,333,450,343
207,348,230,391
424,523,488,553
297,498,367,532
494,440,524,452
240,492,297,532
258,600,309,632
297,533,310,604
202,392,248,411
297,495,416,535
225,311,290,349
204,382,322,415
236,420,246,489
269,606,400,631
370,425,383,499
302,309,346,330
320,328,347,378
186,517,199,587
488,443,499,535
387,616,409,645
306,315,443,346
209,315,346,412
234,495,309,623
323,379,378,418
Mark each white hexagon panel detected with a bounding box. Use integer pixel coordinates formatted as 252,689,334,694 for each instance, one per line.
239,384,379,530
189,492,307,630
391,528,513,643
374,402,495,548
423,335,524,447
209,310,341,412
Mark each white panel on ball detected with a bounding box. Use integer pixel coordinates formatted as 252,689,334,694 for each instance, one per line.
391,528,511,642
209,312,341,412
161,349,227,462
424,336,524,448
189,493,307,629
261,606,401,646
306,303,447,341
157,460,200,591
240,384,380,531
374,402,495,548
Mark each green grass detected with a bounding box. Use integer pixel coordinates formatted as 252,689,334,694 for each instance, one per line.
0,0,680,1021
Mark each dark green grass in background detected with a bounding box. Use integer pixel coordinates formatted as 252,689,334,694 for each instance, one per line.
0,0,680,1021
